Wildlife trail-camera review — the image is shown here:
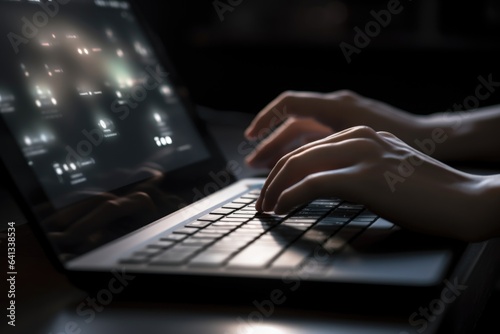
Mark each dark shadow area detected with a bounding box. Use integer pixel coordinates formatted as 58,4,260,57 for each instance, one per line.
136,0,500,114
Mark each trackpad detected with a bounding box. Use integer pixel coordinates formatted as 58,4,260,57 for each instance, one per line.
325,250,453,286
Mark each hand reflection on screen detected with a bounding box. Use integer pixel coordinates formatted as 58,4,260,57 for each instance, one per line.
39,164,184,259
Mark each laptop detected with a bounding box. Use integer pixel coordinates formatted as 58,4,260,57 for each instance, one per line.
0,0,464,308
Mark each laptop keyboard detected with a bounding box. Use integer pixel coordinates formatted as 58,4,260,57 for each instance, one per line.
120,189,396,269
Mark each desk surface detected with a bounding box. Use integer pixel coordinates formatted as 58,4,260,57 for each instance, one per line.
1,108,500,334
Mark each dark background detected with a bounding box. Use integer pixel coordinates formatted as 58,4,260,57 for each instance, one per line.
1,2,500,333
135,0,500,115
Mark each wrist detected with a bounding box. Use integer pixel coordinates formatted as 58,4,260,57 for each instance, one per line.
472,175,500,241
410,113,465,161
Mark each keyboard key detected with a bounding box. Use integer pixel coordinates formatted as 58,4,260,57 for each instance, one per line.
329,210,359,219
147,240,175,249
212,222,244,227
347,220,374,228
232,198,255,204
221,234,258,241
310,223,344,233
301,229,331,244
191,233,221,240
338,203,364,210
185,221,212,228
252,238,291,248
222,203,246,210
198,214,224,222
150,244,202,265
271,241,316,269
258,234,297,243
230,229,265,237
150,251,194,265
197,230,231,238
210,239,253,250
357,209,378,219
322,227,360,253
255,213,284,219
245,220,277,226
220,217,250,223
369,218,395,229
182,238,215,247
240,224,271,231
226,213,256,219
240,207,258,213
271,226,306,236
189,251,234,267
241,192,260,199
279,223,310,230
318,217,350,225
173,227,199,235
283,218,318,224
161,234,187,242
211,208,236,215
236,228,269,236
309,200,340,207
227,244,284,268
135,248,164,256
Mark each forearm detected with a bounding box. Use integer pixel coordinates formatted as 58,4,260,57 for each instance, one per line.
414,105,500,162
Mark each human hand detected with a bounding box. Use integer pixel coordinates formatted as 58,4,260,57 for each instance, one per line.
256,126,496,242
244,90,424,169
43,164,183,255
45,191,155,255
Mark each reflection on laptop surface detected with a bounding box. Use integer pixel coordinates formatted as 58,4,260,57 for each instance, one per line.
0,0,463,303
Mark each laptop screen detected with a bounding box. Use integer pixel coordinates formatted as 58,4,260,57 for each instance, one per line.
0,0,230,260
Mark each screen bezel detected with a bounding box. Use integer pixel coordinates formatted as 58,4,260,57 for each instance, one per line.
0,0,236,269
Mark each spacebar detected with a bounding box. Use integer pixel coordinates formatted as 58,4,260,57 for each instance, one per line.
227,244,283,269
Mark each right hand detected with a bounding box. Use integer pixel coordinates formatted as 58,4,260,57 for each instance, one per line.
244,90,424,169
254,126,497,242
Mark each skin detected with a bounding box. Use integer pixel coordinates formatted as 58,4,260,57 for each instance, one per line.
245,90,500,242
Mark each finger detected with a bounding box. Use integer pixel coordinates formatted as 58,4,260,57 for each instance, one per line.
132,182,183,210
133,165,164,180
260,139,373,212
119,165,164,184
36,191,118,218
256,126,379,211
245,117,332,168
273,170,357,214
245,91,330,139
43,192,118,231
